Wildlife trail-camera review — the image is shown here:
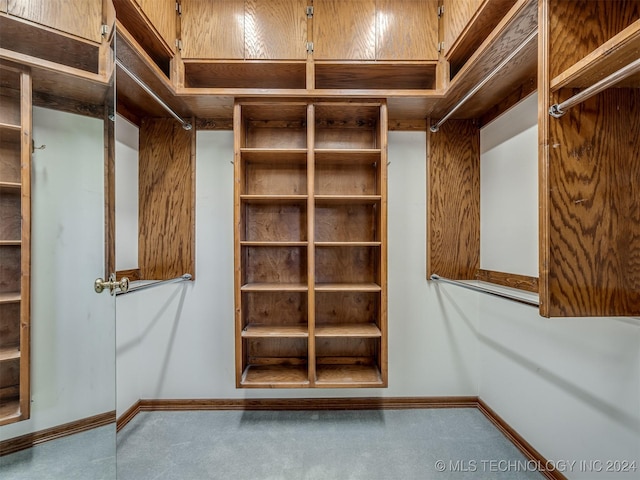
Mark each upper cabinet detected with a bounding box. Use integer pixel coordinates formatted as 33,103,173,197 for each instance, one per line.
6,0,104,43
135,0,176,53
181,0,307,60
314,0,439,60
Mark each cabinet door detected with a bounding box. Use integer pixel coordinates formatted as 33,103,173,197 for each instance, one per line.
181,0,244,59
376,0,439,60
137,0,176,51
313,0,376,60
7,0,103,43
442,0,482,54
245,0,307,59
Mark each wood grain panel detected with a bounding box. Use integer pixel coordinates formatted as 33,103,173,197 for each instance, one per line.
476,269,538,293
0,142,20,184
0,0,7,12
245,0,307,60
138,0,176,51
244,161,306,195
376,0,438,60
314,62,437,89
0,303,20,346
184,61,306,88
243,291,308,326
315,246,379,284
544,88,640,317
313,0,376,60
243,203,307,242
316,291,379,325
549,0,640,80
0,90,20,125
427,120,479,279
0,192,20,241
445,0,517,75
315,163,378,195
0,357,19,389
315,204,378,242
181,0,244,59
138,118,195,280
244,246,307,284
0,245,20,293
247,337,307,360
7,0,103,43
0,15,100,73
315,337,378,358
443,0,482,58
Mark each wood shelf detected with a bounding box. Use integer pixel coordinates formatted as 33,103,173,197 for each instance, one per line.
0,397,20,425
241,241,308,247
0,346,20,362
0,240,21,246
240,148,308,163
0,181,21,191
315,283,382,292
242,324,308,338
315,323,381,338
0,122,21,132
0,291,20,304
550,18,640,91
240,194,308,204
314,195,381,204
315,242,381,247
314,62,437,90
433,0,538,120
184,61,307,89
315,365,383,387
314,149,381,163
241,365,310,387
241,283,309,292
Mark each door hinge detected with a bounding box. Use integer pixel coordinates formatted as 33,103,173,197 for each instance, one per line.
175,39,183,51
437,5,444,17
101,24,109,37
437,41,445,53
176,1,182,15
306,41,314,53
306,6,314,18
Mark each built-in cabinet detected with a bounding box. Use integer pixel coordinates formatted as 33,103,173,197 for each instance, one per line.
0,63,31,426
234,100,387,388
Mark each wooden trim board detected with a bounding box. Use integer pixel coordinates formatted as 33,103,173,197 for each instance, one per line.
0,411,115,457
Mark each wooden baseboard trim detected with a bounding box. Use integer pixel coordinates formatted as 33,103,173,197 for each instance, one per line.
0,410,115,457
477,399,567,480
136,396,479,412
116,400,141,432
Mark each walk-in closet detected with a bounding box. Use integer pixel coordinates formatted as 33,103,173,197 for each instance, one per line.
1,1,639,479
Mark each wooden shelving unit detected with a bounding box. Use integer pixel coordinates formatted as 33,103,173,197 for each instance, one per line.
0,63,31,426
234,100,387,388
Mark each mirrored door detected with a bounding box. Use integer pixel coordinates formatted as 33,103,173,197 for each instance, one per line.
0,4,117,476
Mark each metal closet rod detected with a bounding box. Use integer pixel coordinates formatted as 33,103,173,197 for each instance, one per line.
115,59,192,130
549,56,640,118
430,29,538,133
430,274,539,308
116,274,192,296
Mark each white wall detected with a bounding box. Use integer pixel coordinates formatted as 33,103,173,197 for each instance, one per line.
476,97,640,479
114,115,139,271
0,108,115,440
114,130,479,411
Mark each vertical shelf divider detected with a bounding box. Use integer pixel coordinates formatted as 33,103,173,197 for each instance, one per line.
307,102,316,386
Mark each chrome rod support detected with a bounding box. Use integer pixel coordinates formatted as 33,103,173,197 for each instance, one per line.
116,274,192,296
549,56,640,118
115,59,192,130
430,29,537,133
430,274,539,308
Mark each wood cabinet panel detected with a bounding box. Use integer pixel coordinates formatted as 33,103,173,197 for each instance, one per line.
313,0,376,60
138,118,195,280
376,0,438,60
544,89,640,317
137,0,176,50
181,0,244,59
7,0,103,43
427,120,479,280
442,0,481,54
0,0,7,13
245,0,307,59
